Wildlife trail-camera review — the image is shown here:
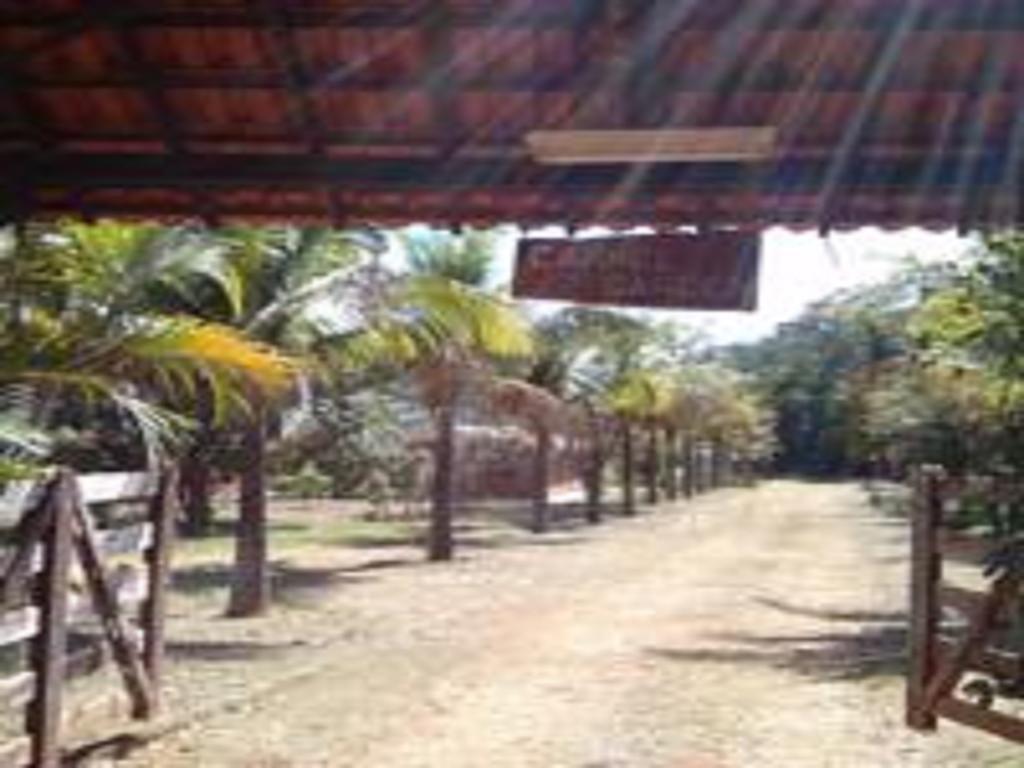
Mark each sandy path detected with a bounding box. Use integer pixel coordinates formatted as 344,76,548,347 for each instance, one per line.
120,482,1022,768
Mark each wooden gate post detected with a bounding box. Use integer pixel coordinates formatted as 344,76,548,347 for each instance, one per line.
907,466,943,731
142,466,177,716
27,470,75,768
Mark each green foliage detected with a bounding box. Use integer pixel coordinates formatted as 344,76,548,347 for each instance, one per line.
272,462,333,499
400,227,498,287
0,222,298,470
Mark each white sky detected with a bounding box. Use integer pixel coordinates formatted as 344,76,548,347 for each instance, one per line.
392,226,974,346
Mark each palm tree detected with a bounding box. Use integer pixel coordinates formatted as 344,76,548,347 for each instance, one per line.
487,378,569,533
0,221,295,478
607,369,676,513
396,229,533,560
215,226,387,617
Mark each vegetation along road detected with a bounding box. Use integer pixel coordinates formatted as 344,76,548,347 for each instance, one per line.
117,483,1020,768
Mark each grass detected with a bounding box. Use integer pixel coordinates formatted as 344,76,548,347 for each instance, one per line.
175,502,422,562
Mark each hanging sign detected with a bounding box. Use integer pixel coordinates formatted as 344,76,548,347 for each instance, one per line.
512,231,761,311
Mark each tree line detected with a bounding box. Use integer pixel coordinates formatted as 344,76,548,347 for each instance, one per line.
1,222,771,618
728,234,1024,480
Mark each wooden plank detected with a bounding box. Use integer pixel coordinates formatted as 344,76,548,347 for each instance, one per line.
907,468,942,730
77,473,157,506
0,478,45,523
938,531,993,564
0,635,126,714
0,545,43,611
924,569,1024,712
938,584,986,617
935,639,1021,680
96,523,154,557
69,500,155,720
0,477,56,608
0,605,39,646
67,569,148,626
26,469,74,768
935,697,1024,744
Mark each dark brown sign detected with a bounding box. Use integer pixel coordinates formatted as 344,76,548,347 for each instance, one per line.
512,232,761,311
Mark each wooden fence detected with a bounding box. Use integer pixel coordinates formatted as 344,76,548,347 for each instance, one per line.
908,467,1024,743
0,468,176,767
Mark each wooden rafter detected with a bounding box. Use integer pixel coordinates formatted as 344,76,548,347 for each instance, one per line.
424,1,460,158
255,0,339,223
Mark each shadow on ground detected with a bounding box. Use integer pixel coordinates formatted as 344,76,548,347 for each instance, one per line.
648,595,908,682
166,638,306,662
172,561,370,601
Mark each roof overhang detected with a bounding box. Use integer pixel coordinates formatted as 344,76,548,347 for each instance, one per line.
2,1,1022,232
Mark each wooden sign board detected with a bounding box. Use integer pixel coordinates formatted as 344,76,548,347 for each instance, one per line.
512,232,761,311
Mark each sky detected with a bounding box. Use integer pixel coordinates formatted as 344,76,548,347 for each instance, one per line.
390,226,975,347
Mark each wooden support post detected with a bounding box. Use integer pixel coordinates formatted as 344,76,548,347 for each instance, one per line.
141,466,177,715
907,467,942,731
26,470,74,768
683,436,695,499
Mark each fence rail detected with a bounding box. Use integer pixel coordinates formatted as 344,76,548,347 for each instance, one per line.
0,467,176,767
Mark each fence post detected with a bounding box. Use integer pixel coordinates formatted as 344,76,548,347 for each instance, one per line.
907,466,942,731
26,470,75,768
142,466,177,717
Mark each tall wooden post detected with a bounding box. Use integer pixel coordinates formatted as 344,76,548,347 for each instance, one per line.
27,470,74,768
907,467,942,731
142,466,177,715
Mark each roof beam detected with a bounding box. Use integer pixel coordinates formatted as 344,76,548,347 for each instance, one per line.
2,3,1021,31
12,152,1021,193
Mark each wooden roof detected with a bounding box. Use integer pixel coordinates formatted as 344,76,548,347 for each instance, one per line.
1,1,1022,231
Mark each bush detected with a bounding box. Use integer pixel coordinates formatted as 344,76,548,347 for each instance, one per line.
272,462,333,500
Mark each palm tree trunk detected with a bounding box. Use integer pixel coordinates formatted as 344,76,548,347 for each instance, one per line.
227,407,270,617
180,377,215,537
531,425,551,533
621,422,636,516
664,427,678,500
711,440,724,488
180,455,213,536
427,404,456,561
683,436,696,498
645,425,659,505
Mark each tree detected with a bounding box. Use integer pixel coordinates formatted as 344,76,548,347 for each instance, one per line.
726,260,947,475
487,378,569,533
0,222,294,482
386,229,534,560
214,226,386,617
606,369,676,512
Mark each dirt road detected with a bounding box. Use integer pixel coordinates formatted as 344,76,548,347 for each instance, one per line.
120,482,1022,767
